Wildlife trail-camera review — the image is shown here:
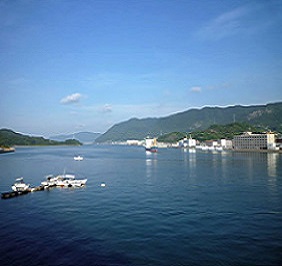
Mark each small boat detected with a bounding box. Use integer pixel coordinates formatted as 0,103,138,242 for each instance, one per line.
74,155,83,161
41,175,58,187
144,137,158,153
11,177,30,192
56,174,87,187
41,174,87,187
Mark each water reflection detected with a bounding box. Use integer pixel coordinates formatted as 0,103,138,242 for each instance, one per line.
220,150,229,179
267,153,278,178
267,153,279,192
182,148,196,179
145,152,158,179
188,149,196,176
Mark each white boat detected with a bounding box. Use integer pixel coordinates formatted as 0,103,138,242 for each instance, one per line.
41,175,58,187
74,155,83,161
144,137,158,153
56,174,87,187
42,174,87,187
11,177,30,192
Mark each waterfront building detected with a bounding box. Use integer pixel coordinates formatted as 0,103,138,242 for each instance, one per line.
179,136,196,148
126,140,143,146
220,139,233,149
205,140,218,148
188,137,197,148
233,132,277,150
275,138,282,150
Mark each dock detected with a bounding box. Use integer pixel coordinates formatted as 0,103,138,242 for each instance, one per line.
2,174,87,200
1,185,46,199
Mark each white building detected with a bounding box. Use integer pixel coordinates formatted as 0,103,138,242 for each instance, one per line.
220,139,233,149
126,140,143,146
179,136,196,148
233,132,277,150
188,137,197,148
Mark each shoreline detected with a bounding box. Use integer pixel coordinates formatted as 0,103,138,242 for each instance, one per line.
232,148,282,153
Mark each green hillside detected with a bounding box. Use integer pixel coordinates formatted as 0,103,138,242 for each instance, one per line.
157,122,264,143
0,129,82,147
96,102,282,142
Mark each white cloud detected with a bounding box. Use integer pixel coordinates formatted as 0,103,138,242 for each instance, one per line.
102,104,112,113
60,93,82,104
198,6,250,40
190,86,202,93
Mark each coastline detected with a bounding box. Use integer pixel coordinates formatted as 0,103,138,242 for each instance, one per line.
0,144,82,154
232,148,282,153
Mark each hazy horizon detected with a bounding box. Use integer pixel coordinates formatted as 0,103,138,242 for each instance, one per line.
2,100,281,138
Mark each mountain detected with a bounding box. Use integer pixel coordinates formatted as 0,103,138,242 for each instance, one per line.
157,122,264,143
0,129,82,147
50,132,101,144
96,102,282,142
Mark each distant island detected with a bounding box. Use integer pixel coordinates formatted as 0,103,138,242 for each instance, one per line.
50,132,101,144
0,129,82,149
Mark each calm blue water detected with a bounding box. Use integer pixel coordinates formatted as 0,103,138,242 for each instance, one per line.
0,145,281,266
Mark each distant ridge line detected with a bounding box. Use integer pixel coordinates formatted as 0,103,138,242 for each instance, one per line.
96,101,282,142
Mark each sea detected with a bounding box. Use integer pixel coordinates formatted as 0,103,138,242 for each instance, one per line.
0,145,281,266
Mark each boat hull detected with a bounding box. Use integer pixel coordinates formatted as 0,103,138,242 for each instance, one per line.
41,174,87,187
145,147,158,153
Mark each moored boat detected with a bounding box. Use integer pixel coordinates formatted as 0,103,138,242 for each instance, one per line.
144,137,158,153
11,177,30,192
57,174,87,187
41,175,58,187
41,174,87,187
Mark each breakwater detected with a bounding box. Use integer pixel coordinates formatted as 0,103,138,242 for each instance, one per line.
1,185,46,199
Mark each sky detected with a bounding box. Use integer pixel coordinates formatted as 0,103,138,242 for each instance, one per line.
0,0,282,136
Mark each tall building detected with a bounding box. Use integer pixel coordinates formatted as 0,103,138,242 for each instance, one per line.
233,132,277,150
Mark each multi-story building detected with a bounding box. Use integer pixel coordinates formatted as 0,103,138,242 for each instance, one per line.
179,136,196,148
220,139,233,149
233,132,277,150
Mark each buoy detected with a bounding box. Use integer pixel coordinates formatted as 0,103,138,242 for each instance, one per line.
101,183,106,187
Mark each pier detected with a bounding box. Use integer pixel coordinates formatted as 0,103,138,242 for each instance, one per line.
1,185,45,199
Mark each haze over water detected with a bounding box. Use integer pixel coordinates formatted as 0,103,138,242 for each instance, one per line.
0,145,281,265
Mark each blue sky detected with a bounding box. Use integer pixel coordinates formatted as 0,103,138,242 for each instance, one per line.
1,0,281,136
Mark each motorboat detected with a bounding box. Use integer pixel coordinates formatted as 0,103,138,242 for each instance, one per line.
42,174,87,187
74,155,83,161
56,174,87,187
144,137,158,153
41,175,58,187
11,177,30,192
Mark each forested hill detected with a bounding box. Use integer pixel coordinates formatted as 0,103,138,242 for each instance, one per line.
157,122,265,143
0,129,82,147
96,102,282,142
